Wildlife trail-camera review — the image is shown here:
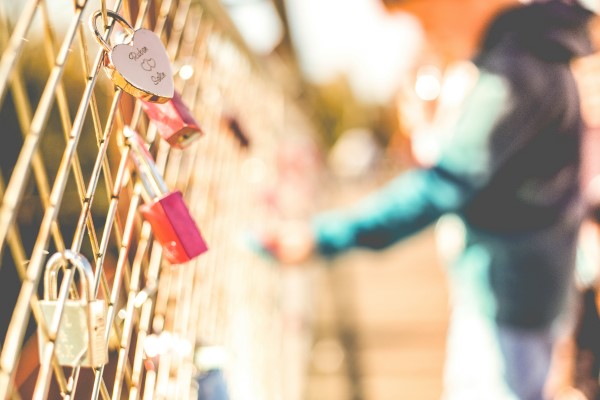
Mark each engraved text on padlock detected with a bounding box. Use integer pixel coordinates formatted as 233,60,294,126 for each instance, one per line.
90,11,174,103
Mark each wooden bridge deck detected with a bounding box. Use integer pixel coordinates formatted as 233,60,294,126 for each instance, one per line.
305,228,450,400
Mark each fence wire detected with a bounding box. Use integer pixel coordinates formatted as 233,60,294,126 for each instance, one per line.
0,0,315,398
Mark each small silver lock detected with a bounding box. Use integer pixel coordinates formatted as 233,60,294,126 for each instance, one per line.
37,250,108,368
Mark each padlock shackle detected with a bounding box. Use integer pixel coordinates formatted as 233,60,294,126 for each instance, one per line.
123,126,169,199
43,250,95,302
89,10,135,53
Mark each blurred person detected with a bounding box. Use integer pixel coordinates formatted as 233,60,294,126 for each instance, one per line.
260,0,598,399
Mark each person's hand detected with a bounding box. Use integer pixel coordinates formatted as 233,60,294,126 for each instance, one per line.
257,220,316,265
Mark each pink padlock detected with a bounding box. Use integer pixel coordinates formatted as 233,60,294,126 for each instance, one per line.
124,126,208,264
141,91,203,149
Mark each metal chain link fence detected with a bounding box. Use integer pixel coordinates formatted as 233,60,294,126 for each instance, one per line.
0,0,315,398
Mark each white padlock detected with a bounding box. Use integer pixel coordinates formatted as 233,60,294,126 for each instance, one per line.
37,250,108,368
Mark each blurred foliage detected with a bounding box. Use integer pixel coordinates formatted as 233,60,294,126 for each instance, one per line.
268,0,402,151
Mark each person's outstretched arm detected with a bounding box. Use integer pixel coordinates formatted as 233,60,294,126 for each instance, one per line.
273,71,514,263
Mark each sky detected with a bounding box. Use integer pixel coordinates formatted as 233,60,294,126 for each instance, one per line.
226,0,424,104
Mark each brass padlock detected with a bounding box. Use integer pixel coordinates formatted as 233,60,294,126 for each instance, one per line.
37,250,108,368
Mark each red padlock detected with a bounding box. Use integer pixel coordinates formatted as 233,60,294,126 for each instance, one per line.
124,126,208,264
141,91,203,149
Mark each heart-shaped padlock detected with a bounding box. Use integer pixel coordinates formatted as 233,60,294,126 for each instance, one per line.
90,10,174,103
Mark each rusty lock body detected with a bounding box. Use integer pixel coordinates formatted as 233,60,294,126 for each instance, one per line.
38,250,108,368
124,126,208,264
141,91,203,148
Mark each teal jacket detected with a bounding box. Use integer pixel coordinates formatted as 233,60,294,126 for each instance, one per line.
313,2,594,329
